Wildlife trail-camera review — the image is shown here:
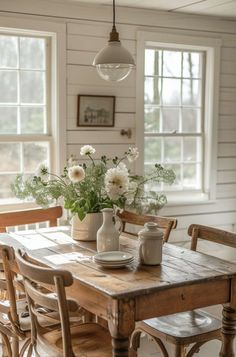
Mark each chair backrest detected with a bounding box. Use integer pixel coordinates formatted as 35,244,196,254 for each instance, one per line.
0,206,63,233
117,210,177,243
0,244,25,338
188,224,236,251
15,249,78,357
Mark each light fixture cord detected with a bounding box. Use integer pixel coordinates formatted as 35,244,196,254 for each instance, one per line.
113,0,116,29
109,0,119,42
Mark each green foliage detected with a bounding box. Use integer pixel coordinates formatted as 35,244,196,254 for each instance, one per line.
11,146,176,219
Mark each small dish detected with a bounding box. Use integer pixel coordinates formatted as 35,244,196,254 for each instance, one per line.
94,251,134,263
94,251,134,268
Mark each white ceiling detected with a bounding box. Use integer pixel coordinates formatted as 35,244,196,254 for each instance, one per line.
64,0,236,19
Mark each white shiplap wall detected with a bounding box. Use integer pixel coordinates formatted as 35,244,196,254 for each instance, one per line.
1,0,236,241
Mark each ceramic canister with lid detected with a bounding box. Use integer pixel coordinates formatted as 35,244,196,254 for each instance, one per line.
138,222,164,265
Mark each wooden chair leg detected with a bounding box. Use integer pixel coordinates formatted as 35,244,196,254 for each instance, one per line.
130,330,142,356
12,337,19,357
174,344,185,357
1,333,12,357
19,338,31,357
130,329,169,357
151,336,169,357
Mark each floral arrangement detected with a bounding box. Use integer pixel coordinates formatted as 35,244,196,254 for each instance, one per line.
12,145,175,220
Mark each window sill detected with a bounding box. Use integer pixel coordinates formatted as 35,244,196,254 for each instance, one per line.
166,192,216,207
0,199,38,212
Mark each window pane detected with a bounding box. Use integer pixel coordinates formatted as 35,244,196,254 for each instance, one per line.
0,71,17,103
144,137,161,163
20,107,45,134
23,142,49,172
0,174,17,198
145,77,161,104
183,164,197,188
183,52,201,78
163,51,181,77
0,36,17,68
162,78,181,105
182,79,201,106
162,108,179,133
20,37,45,70
144,46,204,194
164,137,181,162
182,108,201,132
183,138,197,161
0,143,20,171
0,107,17,134
164,164,181,190
144,107,160,132
20,71,45,104
145,49,162,76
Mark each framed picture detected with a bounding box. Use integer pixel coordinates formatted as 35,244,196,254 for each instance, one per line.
77,95,115,127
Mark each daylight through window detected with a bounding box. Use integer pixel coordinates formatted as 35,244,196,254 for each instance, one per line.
144,47,205,193
0,34,51,201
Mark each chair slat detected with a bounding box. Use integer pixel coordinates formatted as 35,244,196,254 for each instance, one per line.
117,210,177,242
0,206,62,233
188,224,236,250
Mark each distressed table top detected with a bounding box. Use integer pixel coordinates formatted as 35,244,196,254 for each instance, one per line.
0,226,236,300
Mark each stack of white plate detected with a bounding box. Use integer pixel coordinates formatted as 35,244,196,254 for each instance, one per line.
94,251,134,268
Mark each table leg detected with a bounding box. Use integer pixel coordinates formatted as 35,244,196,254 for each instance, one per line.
107,299,135,357
111,337,130,357
220,305,236,357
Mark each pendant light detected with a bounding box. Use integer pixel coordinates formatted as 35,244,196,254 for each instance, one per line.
93,0,135,82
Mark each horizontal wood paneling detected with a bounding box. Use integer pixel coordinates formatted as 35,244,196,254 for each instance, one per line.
67,65,136,87
67,34,136,54
67,21,137,40
218,130,236,142
67,130,135,144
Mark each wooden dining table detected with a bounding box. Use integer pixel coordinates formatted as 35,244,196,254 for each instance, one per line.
0,226,236,357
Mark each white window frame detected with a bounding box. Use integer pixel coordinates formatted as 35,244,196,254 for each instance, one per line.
0,16,66,211
136,31,221,205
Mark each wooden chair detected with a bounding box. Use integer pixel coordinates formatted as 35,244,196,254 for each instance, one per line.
130,224,236,357
15,249,112,357
0,206,63,355
0,206,63,233
117,210,177,242
0,206,63,297
0,245,31,357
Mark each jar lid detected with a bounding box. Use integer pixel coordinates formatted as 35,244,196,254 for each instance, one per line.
138,222,163,239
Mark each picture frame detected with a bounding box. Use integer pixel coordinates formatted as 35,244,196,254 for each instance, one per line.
77,95,115,127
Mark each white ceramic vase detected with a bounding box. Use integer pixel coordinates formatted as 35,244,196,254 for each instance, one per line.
96,208,122,253
71,212,103,241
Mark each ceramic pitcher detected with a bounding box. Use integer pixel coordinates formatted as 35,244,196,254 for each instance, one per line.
138,222,163,265
97,208,122,253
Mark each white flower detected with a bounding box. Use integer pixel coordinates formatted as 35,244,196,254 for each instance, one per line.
126,147,139,162
117,162,129,173
68,165,85,183
80,145,96,156
36,163,49,180
105,167,129,200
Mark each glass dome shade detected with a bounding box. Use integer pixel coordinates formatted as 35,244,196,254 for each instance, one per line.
93,41,135,82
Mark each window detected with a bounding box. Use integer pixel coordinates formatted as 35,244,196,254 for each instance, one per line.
136,32,221,203
0,33,51,202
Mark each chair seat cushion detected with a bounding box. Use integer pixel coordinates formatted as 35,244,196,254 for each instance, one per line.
36,322,112,357
141,309,221,340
